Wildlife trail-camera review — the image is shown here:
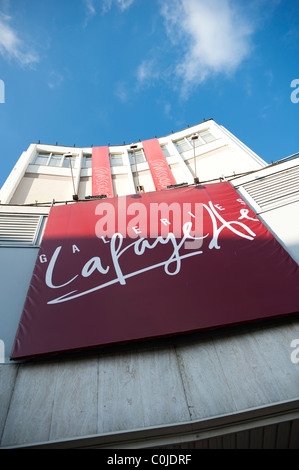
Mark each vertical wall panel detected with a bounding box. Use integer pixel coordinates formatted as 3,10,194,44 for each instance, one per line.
49,357,99,441
97,346,190,434
0,365,18,443
1,362,59,446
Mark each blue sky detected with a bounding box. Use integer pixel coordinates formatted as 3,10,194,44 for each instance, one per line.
0,0,298,189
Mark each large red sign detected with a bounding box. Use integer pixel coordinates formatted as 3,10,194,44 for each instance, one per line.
11,183,299,359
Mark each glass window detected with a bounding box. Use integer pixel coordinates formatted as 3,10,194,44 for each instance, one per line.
34,151,78,168
83,155,92,168
49,154,63,167
186,136,203,148
174,139,191,153
161,145,171,158
129,149,145,165
199,131,216,143
110,153,123,166
62,156,76,168
34,153,50,165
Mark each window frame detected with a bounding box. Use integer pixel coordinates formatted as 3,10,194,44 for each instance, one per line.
33,151,77,169
174,130,216,154
109,153,124,167
128,148,146,165
83,154,92,168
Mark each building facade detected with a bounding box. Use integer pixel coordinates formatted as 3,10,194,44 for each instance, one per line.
0,119,298,448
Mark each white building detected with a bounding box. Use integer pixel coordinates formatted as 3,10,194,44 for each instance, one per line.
0,119,298,449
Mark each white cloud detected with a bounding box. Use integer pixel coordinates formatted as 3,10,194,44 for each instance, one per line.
163,101,172,117
47,71,65,90
0,13,39,66
84,0,96,16
83,0,97,26
136,59,161,86
160,0,255,96
85,0,134,15
102,0,135,12
137,61,148,83
114,81,129,103
83,0,134,24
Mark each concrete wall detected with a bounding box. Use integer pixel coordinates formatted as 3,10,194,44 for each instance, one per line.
1,318,298,448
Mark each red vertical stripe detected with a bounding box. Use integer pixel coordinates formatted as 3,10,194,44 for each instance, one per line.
142,138,176,190
92,146,114,197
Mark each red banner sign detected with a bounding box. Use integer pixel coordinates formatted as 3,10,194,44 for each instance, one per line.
92,146,114,197
142,138,176,190
11,182,299,359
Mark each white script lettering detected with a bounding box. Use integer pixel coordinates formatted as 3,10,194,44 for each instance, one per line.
46,202,258,304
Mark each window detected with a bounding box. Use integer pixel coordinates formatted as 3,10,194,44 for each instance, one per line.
200,130,215,144
83,155,92,168
174,130,216,154
49,154,62,167
34,153,50,165
186,136,203,148
62,155,76,168
33,152,77,168
110,153,124,166
174,139,191,153
129,149,145,165
161,145,171,158
0,213,47,247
